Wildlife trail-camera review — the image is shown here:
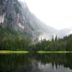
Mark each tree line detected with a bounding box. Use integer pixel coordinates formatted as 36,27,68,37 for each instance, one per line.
0,26,72,51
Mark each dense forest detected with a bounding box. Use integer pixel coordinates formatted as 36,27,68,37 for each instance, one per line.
0,26,31,50
0,26,72,51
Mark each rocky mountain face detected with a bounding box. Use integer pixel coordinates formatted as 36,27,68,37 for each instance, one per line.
0,0,20,29
0,0,55,40
0,0,44,40
0,0,33,37
0,0,72,41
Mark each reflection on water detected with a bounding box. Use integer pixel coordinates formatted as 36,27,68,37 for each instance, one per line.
38,62,72,72
0,54,72,72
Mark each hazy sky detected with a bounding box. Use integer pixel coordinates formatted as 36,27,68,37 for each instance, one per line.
19,0,72,30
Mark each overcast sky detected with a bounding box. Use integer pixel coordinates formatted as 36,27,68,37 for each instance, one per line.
19,0,72,30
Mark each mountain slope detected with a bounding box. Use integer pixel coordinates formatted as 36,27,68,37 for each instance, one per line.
0,0,72,41
0,0,57,40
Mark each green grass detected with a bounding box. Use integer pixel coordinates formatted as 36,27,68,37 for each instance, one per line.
37,51,72,54
0,50,72,54
0,50,29,54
